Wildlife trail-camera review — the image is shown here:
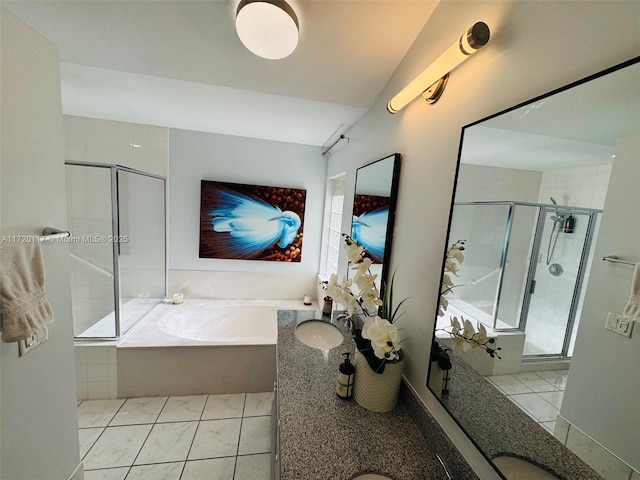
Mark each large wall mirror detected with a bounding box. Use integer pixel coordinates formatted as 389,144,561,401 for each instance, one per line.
429,57,640,480
350,153,401,295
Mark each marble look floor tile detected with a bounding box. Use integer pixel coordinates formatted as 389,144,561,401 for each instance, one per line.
181,457,235,480
79,427,104,459
157,395,207,423
541,421,556,434
244,392,273,417
110,397,167,426
134,422,198,465
238,416,271,455
534,370,568,390
202,393,246,420
83,467,129,480
538,390,564,409
513,372,558,393
83,424,152,470
486,375,533,395
510,393,560,422
77,399,126,428
187,419,241,460
235,453,271,480
126,461,184,480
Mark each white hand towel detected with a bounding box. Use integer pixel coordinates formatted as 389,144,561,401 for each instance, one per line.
622,262,640,322
0,242,53,342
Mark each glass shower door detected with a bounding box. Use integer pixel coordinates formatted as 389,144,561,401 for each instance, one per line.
66,164,116,338
117,170,166,336
522,208,593,356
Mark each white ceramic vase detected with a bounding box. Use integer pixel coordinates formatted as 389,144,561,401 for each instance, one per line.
353,351,404,413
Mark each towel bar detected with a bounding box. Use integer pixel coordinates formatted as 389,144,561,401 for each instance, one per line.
602,255,636,266
39,227,71,243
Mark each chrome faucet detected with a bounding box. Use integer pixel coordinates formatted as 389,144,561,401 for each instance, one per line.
335,312,354,332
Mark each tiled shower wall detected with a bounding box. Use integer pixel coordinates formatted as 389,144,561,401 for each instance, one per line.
64,116,168,336
64,115,168,177
537,164,612,209
66,165,115,335
452,163,612,354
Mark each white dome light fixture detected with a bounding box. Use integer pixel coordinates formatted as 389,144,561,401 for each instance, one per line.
235,0,299,60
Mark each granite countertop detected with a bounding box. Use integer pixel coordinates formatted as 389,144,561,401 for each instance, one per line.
276,310,452,480
440,357,603,480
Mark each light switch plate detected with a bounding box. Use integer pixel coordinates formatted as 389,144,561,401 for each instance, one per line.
605,312,634,338
17,325,48,356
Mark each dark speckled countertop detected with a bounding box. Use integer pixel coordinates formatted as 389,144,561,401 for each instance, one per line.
440,357,603,480
276,310,467,480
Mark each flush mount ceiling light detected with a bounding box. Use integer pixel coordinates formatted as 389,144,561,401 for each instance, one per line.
387,22,490,113
235,0,299,60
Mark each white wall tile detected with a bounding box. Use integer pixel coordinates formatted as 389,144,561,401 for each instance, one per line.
77,381,88,401
87,381,110,400
108,346,118,364
76,364,88,383
86,346,109,365
75,346,87,365
88,364,110,382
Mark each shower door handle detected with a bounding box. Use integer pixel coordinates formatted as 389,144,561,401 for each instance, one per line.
529,279,537,294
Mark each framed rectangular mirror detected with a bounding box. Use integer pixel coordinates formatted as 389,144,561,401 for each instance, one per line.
350,153,401,296
429,56,640,480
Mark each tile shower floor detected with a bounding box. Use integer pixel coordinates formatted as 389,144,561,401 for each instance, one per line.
486,369,568,434
78,392,273,480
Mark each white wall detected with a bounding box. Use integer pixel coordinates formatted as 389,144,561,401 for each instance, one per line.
0,8,80,480
562,134,640,471
327,1,640,475
168,129,325,299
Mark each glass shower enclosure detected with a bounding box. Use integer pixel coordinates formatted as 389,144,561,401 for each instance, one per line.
65,162,166,339
447,201,600,358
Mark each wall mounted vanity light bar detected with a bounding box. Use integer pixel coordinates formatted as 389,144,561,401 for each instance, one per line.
387,21,490,114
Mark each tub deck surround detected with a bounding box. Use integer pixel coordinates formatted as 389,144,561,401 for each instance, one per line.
441,357,603,480
276,310,468,480
117,300,312,398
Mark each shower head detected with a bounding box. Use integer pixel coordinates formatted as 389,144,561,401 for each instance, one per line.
550,196,558,206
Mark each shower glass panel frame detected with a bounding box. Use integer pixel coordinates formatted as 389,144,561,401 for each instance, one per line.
66,161,167,341
449,201,600,358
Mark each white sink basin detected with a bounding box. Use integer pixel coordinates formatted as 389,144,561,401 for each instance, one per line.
493,456,559,480
294,320,343,350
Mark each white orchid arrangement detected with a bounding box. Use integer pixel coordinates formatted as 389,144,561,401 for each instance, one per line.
323,234,407,372
437,239,501,359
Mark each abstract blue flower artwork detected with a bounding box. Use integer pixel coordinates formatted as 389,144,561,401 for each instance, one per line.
200,181,306,261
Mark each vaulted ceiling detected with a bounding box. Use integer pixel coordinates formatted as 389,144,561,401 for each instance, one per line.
3,1,439,146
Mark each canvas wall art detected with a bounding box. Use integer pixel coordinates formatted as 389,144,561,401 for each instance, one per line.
200,180,306,262
351,194,390,264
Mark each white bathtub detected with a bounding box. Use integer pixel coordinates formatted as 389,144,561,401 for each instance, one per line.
116,299,310,397
118,299,286,347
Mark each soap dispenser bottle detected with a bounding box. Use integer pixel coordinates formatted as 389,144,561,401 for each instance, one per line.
336,352,355,399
